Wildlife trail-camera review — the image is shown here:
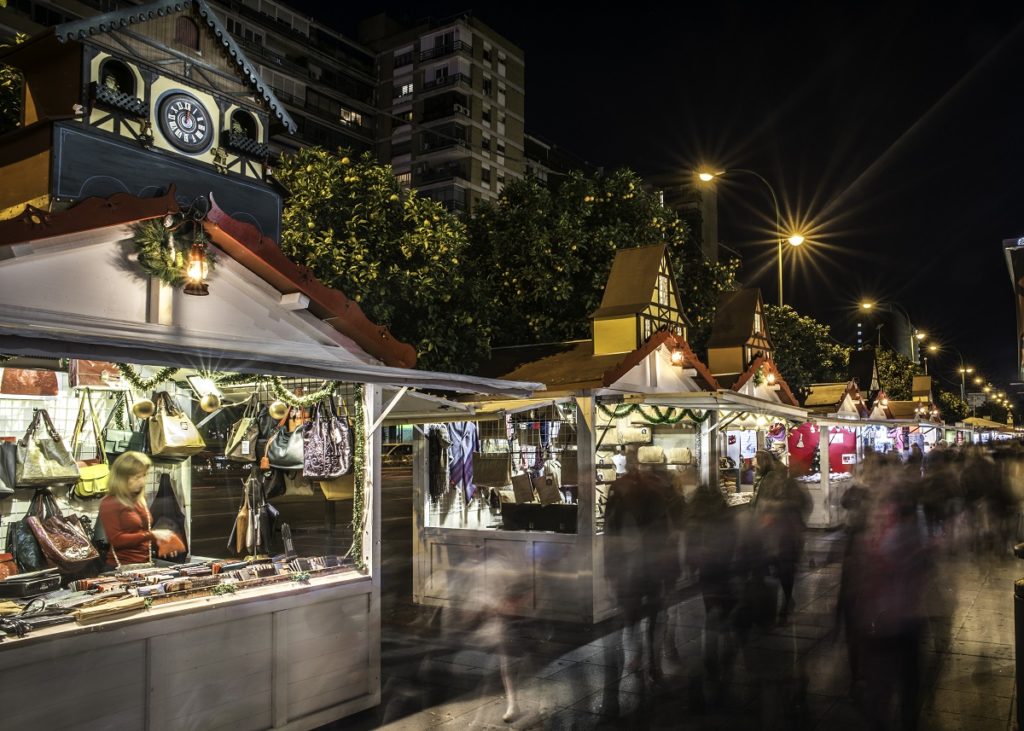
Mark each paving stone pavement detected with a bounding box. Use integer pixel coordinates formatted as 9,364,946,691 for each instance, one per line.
327,531,1022,730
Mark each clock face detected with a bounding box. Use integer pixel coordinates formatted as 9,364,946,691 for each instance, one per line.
158,93,212,153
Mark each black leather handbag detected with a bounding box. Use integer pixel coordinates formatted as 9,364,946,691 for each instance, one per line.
5,490,48,572
302,397,351,479
266,424,304,471
0,441,15,498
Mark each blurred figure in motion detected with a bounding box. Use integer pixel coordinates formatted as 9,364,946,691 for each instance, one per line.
750,450,811,623
851,481,933,731
602,445,679,713
685,481,739,709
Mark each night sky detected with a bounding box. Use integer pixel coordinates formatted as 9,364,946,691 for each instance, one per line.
294,2,1024,398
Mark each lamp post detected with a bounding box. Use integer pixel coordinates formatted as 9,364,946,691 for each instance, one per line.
698,169,803,307
860,301,923,363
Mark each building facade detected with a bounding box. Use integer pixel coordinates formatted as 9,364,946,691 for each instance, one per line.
2,0,379,156
360,12,525,213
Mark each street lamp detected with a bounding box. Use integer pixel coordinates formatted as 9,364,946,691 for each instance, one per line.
957,365,975,402
697,169,804,307
861,301,923,363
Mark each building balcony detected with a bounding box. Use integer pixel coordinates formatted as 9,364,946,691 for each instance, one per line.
414,160,470,185
420,73,473,95
418,40,473,63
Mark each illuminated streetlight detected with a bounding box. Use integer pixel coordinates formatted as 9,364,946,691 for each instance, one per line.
697,168,804,307
861,300,923,364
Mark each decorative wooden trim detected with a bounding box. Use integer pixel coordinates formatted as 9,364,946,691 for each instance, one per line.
203,193,417,369
731,354,799,406
0,185,179,247
601,330,718,390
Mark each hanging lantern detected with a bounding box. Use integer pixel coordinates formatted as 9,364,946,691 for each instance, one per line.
669,346,685,366
183,240,210,296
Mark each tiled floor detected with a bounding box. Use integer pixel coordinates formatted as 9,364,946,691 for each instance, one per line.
330,532,1021,730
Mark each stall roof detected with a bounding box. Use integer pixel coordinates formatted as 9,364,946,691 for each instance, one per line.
963,416,1014,431
482,331,718,394
0,191,542,398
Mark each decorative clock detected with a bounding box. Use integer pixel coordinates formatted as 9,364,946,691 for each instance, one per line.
158,92,213,153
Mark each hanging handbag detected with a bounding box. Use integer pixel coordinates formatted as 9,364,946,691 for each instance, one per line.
5,490,48,571
0,552,18,580
68,359,123,389
225,393,261,463
148,391,206,458
15,409,79,487
71,389,110,498
102,391,137,461
0,441,14,498
303,397,351,479
25,491,99,572
319,473,355,501
0,367,58,396
149,473,189,562
264,411,304,471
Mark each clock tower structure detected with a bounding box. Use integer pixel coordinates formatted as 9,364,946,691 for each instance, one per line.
0,0,296,241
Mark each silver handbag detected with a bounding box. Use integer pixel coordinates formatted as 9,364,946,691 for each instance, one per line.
16,409,80,487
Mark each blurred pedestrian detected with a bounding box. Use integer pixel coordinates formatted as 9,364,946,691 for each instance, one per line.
750,450,811,623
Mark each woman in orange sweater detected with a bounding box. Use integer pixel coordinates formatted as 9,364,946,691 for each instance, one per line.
98,451,177,567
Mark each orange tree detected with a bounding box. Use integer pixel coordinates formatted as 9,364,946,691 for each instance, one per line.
466,169,738,353
275,147,488,373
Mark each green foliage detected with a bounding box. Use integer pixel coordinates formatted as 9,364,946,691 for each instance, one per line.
976,398,1009,424
467,169,737,350
936,390,969,422
131,219,214,288
0,34,25,135
275,147,487,373
874,347,915,400
762,304,850,399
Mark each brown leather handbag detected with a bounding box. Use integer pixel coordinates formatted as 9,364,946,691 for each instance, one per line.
25,491,99,572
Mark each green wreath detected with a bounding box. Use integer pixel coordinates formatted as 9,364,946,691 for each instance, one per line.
131,219,216,288
597,402,710,425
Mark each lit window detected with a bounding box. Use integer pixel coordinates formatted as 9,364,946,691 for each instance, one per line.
658,274,669,306
399,82,414,97
395,172,411,188
754,312,762,334
339,108,363,127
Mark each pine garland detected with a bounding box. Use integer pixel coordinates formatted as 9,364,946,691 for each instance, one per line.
116,363,179,391
268,376,339,408
130,219,216,288
597,402,711,424
347,383,367,573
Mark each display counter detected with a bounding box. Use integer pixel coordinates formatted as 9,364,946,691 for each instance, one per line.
0,571,378,730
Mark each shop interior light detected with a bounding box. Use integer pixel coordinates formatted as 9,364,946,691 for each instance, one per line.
669,346,685,366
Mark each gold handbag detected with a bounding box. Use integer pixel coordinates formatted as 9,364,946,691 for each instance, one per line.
148,391,206,458
71,388,110,498
319,473,355,501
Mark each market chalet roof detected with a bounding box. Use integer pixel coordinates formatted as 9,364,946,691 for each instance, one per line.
706,289,768,349
0,186,414,369
803,380,869,416
41,0,295,133
848,349,880,392
590,243,691,325
483,331,718,393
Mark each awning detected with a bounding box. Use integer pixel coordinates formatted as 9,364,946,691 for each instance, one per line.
0,304,543,398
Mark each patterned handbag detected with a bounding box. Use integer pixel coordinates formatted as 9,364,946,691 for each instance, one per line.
302,397,350,479
15,409,79,487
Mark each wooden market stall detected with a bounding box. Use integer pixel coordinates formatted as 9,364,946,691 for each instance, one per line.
410,249,806,623
0,4,540,728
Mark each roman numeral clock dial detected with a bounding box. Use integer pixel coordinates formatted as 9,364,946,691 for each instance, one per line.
157,92,212,153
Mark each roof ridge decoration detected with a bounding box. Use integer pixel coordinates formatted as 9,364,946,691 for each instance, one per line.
731,354,799,406
52,0,296,133
601,330,718,390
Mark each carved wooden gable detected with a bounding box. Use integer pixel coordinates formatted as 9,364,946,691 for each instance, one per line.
591,244,691,355
707,288,773,376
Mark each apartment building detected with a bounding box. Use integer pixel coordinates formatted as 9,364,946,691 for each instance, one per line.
360,12,525,213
